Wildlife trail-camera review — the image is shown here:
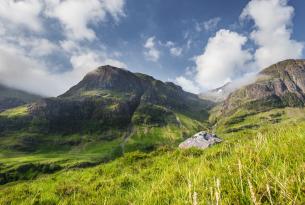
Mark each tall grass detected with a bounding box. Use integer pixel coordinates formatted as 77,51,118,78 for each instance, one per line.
0,119,304,204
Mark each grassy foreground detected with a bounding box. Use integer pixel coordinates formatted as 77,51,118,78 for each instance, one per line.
0,108,305,204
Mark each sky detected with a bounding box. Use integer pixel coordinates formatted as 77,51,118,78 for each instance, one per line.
0,0,304,96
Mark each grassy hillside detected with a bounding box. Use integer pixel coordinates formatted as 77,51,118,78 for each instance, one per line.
0,84,41,112
0,107,304,204
0,108,206,185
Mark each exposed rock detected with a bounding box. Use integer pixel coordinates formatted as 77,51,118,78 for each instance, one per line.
179,131,222,149
222,59,305,114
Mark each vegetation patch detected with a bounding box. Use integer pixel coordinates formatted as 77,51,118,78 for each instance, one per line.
0,106,29,118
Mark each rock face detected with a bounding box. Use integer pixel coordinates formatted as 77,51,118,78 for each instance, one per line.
222,59,305,114
0,84,41,112
23,65,213,133
179,131,222,149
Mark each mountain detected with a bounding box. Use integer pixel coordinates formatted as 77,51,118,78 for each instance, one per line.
0,84,41,112
24,65,212,134
0,65,213,159
220,59,305,115
0,65,214,185
199,82,232,102
1,62,305,204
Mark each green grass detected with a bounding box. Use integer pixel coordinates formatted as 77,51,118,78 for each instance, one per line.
0,106,29,118
0,112,202,185
0,108,304,204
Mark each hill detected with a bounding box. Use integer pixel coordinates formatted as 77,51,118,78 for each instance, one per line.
216,59,305,116
0,62,305,204
0,65,213,185
1,106,305,204
0,84,41,112
26,65,212,134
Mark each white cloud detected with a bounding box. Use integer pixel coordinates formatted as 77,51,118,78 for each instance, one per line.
175,76,200,94
102,0,125,21
241,0,304,68
164,41,183,57
165,41,175,47
144,37,160,62
195,29,252,90
182,0,304,93
0,0,127,96
0,40,126,96
45,0,125,41
0,0,43,32
0,42,64,96
17,38,59,57
196,17,221,32
170,47,183,57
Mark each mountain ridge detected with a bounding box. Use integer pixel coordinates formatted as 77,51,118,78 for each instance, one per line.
0,84,41,112
1,65,212,134
220,59,305,115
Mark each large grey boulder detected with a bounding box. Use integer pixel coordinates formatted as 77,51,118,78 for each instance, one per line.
179,131,222,149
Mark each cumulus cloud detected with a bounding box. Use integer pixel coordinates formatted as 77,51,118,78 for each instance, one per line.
175,76,200,94
45,0,125,41
0,42,64,96
195,29,252,90
177,0,304,94
0,40,126,96
0,0,127,96
0,0,43,32
144,37,160,62
241,0,304,69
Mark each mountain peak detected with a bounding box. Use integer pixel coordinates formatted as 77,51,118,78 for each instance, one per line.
260,59,305,77
221,59,305,114
61,65,144,97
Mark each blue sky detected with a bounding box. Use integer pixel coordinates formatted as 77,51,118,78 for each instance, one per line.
0,0,304,96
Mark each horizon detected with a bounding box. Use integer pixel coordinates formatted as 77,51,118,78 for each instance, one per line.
0,0,304,96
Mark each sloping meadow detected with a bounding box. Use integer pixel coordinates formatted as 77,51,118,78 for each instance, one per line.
1,108,304,204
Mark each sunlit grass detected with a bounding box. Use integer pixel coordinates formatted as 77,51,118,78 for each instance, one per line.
0,109,304,204
0,105,28,118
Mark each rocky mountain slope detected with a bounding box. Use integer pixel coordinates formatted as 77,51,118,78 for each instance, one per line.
1,65,212,134
221,59,305,114
0,84,41,112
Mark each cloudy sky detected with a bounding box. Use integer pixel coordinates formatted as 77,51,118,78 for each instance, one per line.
0,0,304,96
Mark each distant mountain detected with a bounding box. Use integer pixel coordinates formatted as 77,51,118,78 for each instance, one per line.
0,84,41,112
4,65,213,134
221,59,305,114
199,82,232,102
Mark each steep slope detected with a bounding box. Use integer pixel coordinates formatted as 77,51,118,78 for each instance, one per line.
220,59,305,115
26,65,212,133
0,66,212,164
0,84,41,112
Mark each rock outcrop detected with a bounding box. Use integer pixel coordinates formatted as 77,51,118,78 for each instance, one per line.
222,59,305,114
179,131,222,149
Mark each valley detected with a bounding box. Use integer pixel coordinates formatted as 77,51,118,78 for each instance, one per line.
0,60,305,204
